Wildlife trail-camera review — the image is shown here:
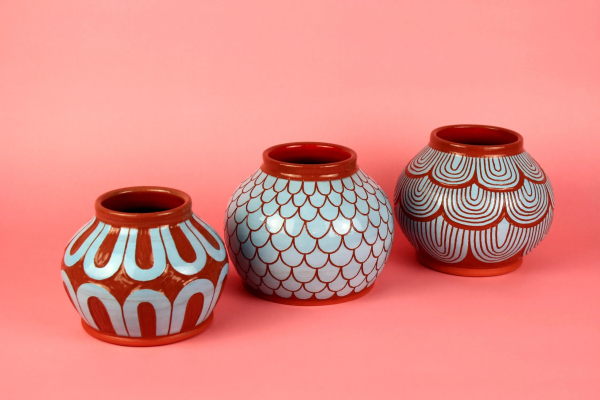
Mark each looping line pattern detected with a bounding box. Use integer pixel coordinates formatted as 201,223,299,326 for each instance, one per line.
403,147,547,190
395,146,554,264
225,169,395,301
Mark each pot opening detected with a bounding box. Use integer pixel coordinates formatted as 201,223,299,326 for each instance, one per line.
435,126,519,146
101,191,185,214
267,144,352,165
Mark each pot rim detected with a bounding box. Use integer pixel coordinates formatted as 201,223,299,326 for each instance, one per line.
260,142,358,181
95,186,192,227
429,124,524,157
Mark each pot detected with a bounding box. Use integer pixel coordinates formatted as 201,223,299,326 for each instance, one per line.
394,125,554,276
61,186,229,346
225,142,395,305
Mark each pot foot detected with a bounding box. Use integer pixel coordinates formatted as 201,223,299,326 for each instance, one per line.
417,252,522,277
80,313,214,346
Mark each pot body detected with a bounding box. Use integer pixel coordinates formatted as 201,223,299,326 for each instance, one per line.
394,125,554,276
61,187,229,346
225,143,395,305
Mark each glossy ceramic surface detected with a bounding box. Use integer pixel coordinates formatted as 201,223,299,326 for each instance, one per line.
394,125,554,276
61,187,229,346
225,142,395,305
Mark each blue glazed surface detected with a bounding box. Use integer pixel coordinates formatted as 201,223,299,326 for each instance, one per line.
225,169,395,301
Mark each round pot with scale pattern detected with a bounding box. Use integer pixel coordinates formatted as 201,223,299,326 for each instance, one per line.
394,125,554,277
225,142,395,305
61,186,229,346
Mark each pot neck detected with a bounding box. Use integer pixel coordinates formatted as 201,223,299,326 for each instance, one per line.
95,186,192,228
429,124,524,157
260,142,358,181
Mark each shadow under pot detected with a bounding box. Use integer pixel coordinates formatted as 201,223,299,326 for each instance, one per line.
394,125,555,277
61,186,229,346
225,142,395,305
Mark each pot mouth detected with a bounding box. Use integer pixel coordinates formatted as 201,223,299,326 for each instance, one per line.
261,142,358,180
429,125,524,157
95,186,192,227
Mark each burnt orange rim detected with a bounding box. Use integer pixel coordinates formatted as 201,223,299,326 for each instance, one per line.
261,142,358,181
429,124,524,157
95,186,192,228
243,284,374,306
80,313,213,346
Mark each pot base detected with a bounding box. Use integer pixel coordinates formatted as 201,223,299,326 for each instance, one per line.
80,313,214,346
243,284,375,306
417,252,522,277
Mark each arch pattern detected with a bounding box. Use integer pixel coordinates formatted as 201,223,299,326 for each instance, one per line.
395,147,554,264
62,265,228,338
61,213,229,338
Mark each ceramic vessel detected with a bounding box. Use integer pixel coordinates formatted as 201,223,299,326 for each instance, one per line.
394,125,554,277
61,187,229,346
225,142,395,305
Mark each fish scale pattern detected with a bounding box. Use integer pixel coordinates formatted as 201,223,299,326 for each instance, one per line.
225,169,395,301
394,146,555,264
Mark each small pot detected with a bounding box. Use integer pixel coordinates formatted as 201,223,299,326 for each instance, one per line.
61,187,229,346
225,142,395,305
394,125,554,276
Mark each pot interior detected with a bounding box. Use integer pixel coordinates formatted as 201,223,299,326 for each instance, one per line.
267,143,352,165
436,126,519,146
101,191,185,214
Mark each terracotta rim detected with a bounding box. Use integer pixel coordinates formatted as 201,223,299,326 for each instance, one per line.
243,283,374,306
429,124,524,157
260,142,358,181
95,186,192,227
81,313,213,346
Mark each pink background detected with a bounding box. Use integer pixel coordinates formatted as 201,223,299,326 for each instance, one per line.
1,1,599,399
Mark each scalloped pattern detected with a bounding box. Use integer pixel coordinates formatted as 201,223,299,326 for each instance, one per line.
394,147,554,264
225,169,395,301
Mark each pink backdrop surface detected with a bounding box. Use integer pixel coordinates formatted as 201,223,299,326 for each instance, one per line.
1,1,599,399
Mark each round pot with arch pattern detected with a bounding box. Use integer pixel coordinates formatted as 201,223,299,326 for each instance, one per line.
61,186,229,346
225,142,395,305
394,125,554,277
